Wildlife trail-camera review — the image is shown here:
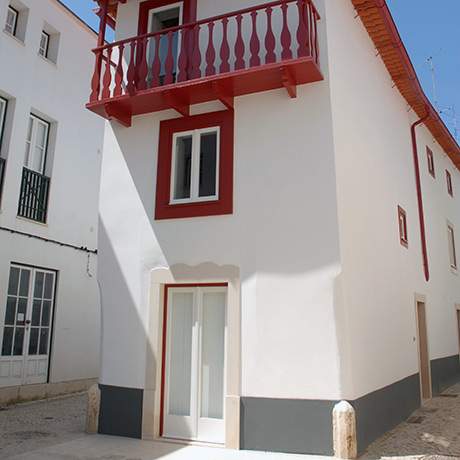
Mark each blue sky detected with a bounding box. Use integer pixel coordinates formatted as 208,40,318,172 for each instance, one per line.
64,0,459,139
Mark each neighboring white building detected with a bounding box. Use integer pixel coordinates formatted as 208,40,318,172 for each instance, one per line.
0,0,104,402
90,0,460,456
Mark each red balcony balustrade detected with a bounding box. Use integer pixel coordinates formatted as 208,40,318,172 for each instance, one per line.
87,0,322,126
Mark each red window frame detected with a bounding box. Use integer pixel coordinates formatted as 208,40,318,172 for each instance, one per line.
398,206,408,248
426,147,435,178
138,0,197,35
155,110,234,220
446,169,453,197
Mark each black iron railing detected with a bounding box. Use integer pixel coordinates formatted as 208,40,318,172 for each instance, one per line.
17,167,50,223
0,157,5,203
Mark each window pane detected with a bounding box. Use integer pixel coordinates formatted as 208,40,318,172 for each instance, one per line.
200,292,226,419
5,297,16,325
34,272,44,298
173,135,192,200
36,122,48,148
41,301,51,326
1,327,14,356
44,273,54,299
168,292,193,416
24,117,33,167
29,328,39,355
6,8,17,35
8,267,20,296
39,328,49,355
16,298,27,325
19,269,30,297
449,227,457,268
13,327,25,356
199,132,218,198
32,299,42,326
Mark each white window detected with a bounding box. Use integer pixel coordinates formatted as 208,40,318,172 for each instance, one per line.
5,6,18,36
24,115,49,174
448,224,457,270
0,97,7,146
39,31,50,58
170,127,219,204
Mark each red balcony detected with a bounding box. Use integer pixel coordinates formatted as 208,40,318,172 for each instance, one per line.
87,0,322,126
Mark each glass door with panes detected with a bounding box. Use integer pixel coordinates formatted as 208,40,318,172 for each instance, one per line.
163,286,226,444
25,115,49,174
147,3,183,84
0,265,56,387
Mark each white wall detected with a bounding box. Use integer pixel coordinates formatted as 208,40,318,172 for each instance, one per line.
0,0,104,383
99,0,349,400
325,0,460,400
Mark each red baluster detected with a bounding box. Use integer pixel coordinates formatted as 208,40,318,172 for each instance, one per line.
151,35,161,87
137,37,148,90
102,47,112,99
205,21,216,76
191,24,201,79
297,0,309,57
314,9,319,63
220,17,230,73
249,10,260,67
164,31,175,85
114,43,124,96
264,7,276,64
281,2,293,60
234,14,245,70
177,27,189,82
127,40,137,94
308,2,313,58
90,49,103,102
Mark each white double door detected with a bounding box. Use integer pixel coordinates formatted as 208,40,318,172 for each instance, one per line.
163,286,227,444
0,265,56,387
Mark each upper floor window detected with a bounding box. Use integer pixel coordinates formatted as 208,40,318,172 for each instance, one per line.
5,5,18,36
25,114,49,174
398,206,408,248
155,110,233,220
448,223,457,270
426,147,435,178
39,31,50,58
0,96,7,148
446,170,453,197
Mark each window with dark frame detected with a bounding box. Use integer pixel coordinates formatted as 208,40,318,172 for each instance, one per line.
0,96,7,149
426,147,435,178
446,170,453,197
448,224,457,270
39,31,50,58
398,206,408,248
155,110,234,220
5,5,18,36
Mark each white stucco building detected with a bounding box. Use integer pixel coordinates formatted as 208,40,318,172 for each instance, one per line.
0,0,104,402
89,0,460,455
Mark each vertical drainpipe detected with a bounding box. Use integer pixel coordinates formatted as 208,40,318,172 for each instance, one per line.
411,112,430,282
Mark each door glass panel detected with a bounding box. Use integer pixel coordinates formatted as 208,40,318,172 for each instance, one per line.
200,292,225,419
42,301,51,326
8,267,20,295
199,132,218,198
32,300,41,326
173,135,192,200
29,328,39,355
1,327,14,356
44,273,54,299
19,269,30,297
34,272,44,298
5,297,16,325
39,328,49,355
24,117,33,167
168,292,193,416
17,298,27,325
13,327,25,356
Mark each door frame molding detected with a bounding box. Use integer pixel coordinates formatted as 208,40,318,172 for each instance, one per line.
414,293,432,401
144,265,241,449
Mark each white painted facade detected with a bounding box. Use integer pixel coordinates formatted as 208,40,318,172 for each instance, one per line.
96,0,460,453
0,0,104,393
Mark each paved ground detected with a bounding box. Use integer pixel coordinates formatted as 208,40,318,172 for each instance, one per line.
1,387,460,459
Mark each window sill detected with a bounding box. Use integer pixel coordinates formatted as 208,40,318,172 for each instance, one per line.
16,215,49,227
3,29,25,46
37,53,57,67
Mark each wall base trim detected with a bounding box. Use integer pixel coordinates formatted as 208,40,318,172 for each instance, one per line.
431,354,460,396
0,378,97,406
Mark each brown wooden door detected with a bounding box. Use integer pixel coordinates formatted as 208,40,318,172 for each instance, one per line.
416,302,431,400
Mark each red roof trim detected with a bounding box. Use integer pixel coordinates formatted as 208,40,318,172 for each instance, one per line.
352,0,460,170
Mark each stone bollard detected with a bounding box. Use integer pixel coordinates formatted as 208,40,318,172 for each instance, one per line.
86,384,100,434
333,400,357,459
